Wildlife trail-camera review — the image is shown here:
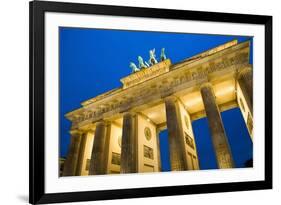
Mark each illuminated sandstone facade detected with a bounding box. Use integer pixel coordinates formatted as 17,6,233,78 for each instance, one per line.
62,40,253,176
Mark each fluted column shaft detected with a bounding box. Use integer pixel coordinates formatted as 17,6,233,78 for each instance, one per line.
75,133,88,176
156,130,162,172
165,96,188,171
237,67,253,115
120,112,138,173
89,121,108,175
62,132,82,176
200,83,234,169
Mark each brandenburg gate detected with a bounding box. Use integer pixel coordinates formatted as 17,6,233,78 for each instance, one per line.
62,40,253,176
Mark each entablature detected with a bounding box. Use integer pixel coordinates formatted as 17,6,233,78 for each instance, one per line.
66,40,251,130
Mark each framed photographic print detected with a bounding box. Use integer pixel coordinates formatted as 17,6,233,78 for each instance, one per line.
29,0,272,204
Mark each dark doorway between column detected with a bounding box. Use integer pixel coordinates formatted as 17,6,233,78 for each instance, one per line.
192,107,253,170
159,129,171,171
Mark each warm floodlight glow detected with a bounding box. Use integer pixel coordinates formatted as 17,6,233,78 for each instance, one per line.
215,84,235,97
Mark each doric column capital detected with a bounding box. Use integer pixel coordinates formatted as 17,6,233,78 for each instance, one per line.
163,95,179,104
93,119,112,128
122,111,137,118
199,82,213,90
69,129,83,137
83,124,96,133
237,66,252,80
200,82,218,102
95,120,106,127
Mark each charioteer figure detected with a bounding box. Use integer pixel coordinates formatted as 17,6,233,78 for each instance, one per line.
148,48,158,66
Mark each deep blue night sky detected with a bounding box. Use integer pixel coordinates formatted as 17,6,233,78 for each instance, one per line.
59,27,253,170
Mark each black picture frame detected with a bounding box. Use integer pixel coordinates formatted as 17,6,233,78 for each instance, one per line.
29,0,272,204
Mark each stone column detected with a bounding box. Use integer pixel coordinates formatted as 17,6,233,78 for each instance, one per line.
200,83,234,169
165,96,188,171
237,67,253,115
89,121,109,175
75,132,88,176
120,112,138,173
156,129,162,172
62,131,82,176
